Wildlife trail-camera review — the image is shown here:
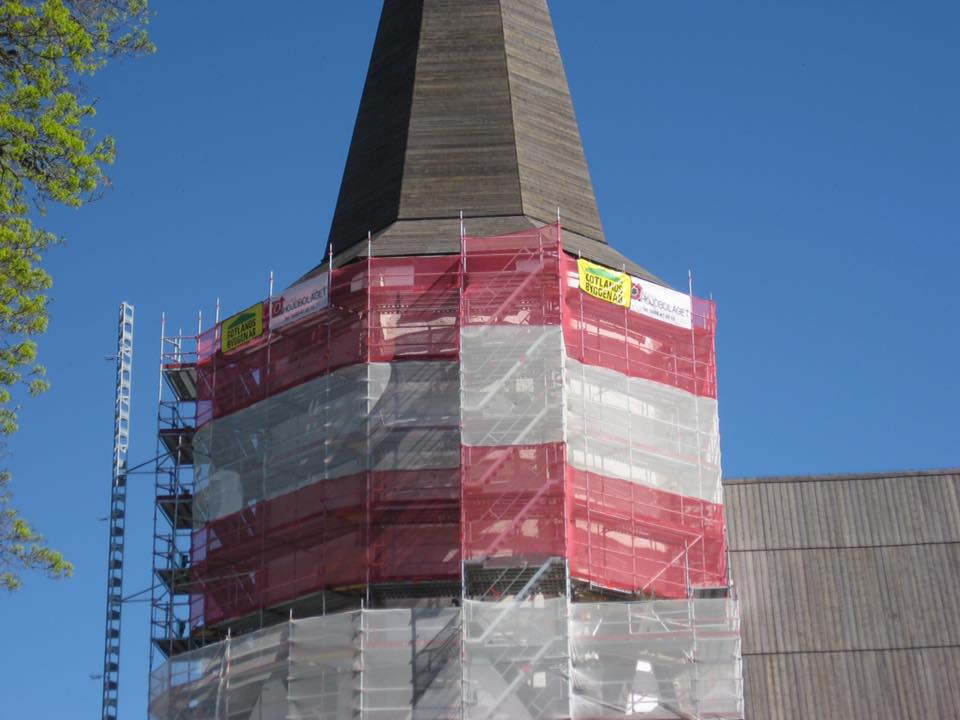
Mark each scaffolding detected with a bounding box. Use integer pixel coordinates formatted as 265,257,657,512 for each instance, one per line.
148,224,740,718
150,316,207,671
148,598,742,719
156,226,727,621
458,227,724,598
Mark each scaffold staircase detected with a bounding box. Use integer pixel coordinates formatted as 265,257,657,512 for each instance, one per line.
150,321,200,664
412,611,462,709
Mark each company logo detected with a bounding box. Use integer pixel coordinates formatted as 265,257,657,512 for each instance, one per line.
221,303,264,353
577,259,632,308
631,278,693,329
270,275,330,331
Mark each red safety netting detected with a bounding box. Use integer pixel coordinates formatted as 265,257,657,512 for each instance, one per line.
368,255,460,361
568,467,726,598
187,224,728,629
196,257,460,427
457,225,723,596
191,255,461,627
460,225,563,326
195,262,366,427
561,253,717,398
459,227,568,565
191,475,365,627
460,444,568,563
191,469,460,627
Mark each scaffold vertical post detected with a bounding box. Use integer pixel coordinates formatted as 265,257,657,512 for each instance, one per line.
148,312,166,678
101,301,134,720
150,310,200,681
365,231,372,606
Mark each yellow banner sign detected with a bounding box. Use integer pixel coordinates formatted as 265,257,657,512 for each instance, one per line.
221,303,264,354
577,258,632,307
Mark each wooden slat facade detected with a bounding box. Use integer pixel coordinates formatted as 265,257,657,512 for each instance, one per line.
327,0,422,255
501,0,605,241
322,0,657,283
400,0,524,221
726,469,960,718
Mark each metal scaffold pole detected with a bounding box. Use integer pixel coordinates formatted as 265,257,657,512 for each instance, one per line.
101,302,134,720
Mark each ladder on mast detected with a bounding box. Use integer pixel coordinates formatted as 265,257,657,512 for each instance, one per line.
101,302,134,720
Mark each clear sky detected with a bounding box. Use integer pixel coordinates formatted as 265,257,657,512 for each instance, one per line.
1,1,957,717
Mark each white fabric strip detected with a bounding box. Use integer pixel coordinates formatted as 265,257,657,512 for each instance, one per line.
193,361,461,524
460,325,565,447
565,357,721,504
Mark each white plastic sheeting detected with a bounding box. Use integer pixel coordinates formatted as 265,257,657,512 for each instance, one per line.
565,358,721,504
570,600,742,719
287,613,355,719
150,600,742,720
460,326,565,447
150,608,462,720
365,609,462,719
458,326,720,505
462,598,571,719
148,623,288,720
193,361,460,523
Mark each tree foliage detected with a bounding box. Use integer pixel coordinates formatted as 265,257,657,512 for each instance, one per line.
0,0,152,590
1,470,72,589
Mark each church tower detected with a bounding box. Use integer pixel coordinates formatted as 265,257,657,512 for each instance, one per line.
148,2,744,718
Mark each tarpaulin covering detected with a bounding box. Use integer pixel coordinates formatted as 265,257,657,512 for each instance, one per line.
462,597,571,719
150,599,742,720
460,326,565,447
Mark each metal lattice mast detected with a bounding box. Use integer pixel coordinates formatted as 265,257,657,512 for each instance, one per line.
101,302,134,720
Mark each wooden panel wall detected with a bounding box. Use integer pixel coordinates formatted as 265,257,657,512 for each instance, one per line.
328,0,423,255
501,0,605,241
743,649,960,720
400,0,524,221
326,0,633,271
726,470,960,718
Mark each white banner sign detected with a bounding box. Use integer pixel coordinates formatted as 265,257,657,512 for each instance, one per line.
270,274,330,330
570,268,693,329
630,277,692,329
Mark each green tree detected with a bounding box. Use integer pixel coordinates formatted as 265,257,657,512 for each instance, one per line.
0,0,152,590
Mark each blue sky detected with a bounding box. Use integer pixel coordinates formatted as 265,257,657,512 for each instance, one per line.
1,1,957,717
